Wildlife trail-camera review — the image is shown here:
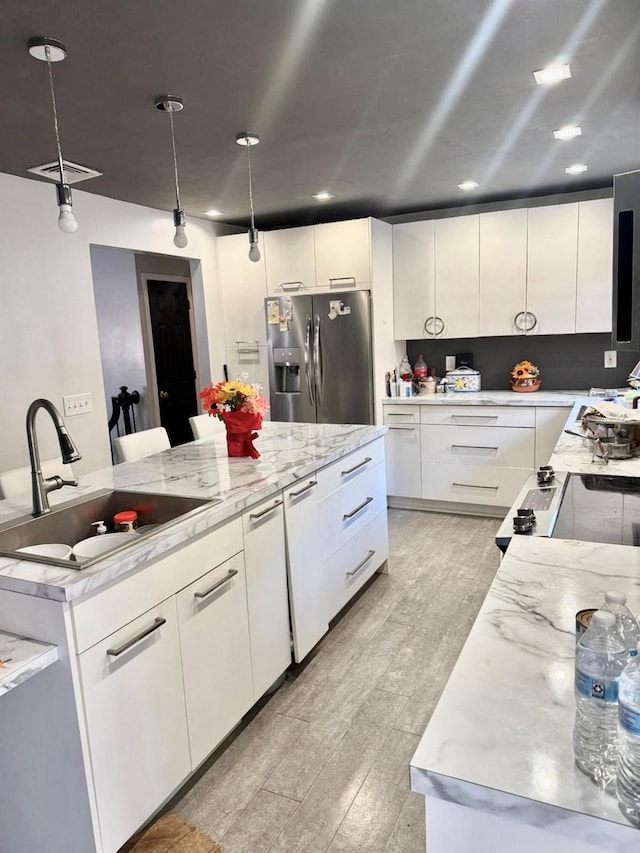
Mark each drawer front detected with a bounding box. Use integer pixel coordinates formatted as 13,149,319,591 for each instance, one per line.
72,516,243,654
177,552,253,768
420,405,535,428
324,510,389,620
382,405,420,425
385,425,421,498
421,462,531,507
316,436,385,501
319,461,387,556
78,597,191,853
421,425,534,469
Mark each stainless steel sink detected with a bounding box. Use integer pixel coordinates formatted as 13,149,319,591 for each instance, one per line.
0,489,221,570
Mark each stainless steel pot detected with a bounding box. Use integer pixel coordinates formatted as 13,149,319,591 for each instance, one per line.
564,429,633,463
581,414,640,447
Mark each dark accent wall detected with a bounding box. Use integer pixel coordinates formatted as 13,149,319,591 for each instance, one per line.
406,333,639,391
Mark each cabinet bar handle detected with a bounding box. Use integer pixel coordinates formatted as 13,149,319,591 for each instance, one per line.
451,444,499,452
387,426,415,431
452,482,499,491
343,496,374,520
289,480,317,498
341,457,372,476
107,617,166,657
451,415,498,421
385,412,415,418
250,499,283,520
235,340,260,353
329,276,356,287
194,569,238,600
346,549,376,578
279,281,303,290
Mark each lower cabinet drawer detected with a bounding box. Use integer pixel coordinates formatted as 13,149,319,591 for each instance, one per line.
176,552,253,768
78,597,191,853
420,424,534,469
421,462,531,507
324,510,389,621
316,436,385,501
319,461,387,556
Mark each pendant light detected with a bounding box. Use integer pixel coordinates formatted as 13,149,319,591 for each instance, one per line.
236,132,261,262
28,36,78,234
155,95,188,249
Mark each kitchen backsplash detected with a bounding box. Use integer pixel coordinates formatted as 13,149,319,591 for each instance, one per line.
406,333,639,390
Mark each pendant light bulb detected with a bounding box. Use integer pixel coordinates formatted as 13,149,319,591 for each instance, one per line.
58,204,78,233
173,208,188,249
248,227,260,262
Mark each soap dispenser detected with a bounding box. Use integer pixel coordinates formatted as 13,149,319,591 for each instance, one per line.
91,520,107,535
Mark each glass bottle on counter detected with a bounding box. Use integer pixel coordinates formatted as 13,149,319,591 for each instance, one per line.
414,354,428,380
573,610,627,788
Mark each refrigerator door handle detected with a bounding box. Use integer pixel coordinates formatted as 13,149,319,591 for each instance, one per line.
305,313,315,405
314,314,324,404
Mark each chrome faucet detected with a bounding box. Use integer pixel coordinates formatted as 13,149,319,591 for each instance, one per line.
26,398,82,517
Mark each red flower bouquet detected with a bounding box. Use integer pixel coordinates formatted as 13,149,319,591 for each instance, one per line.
198,378,269,458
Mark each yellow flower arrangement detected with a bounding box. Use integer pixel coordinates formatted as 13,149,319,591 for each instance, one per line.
511,360,540,380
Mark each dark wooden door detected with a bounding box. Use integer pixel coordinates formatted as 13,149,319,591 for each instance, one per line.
147,279,198,446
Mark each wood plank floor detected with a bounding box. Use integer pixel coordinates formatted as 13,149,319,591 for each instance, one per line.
170,509,501,852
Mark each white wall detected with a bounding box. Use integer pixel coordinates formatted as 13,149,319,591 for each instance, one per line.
0,171,229,475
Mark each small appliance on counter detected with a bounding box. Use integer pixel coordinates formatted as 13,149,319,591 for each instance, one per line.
445,365,481,392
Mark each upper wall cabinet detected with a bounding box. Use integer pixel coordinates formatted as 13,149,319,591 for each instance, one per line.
479,209,528,337
526,203,579,336
434,215,479,339
264,226,316,294
576,198,613,333
217,233,268,350
393,220,435,340
314,219,371,288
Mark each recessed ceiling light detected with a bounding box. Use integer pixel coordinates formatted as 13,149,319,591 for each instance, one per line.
553,124,582,141
457,180,479,191
533,63,571,86
312,191,335,201
565,163,588,175
203,208,223,217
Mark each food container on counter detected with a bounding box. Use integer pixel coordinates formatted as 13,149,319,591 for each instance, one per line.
445,365,481,392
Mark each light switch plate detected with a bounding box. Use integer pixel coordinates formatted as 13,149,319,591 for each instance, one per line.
63,393,93,416
604,351,617,369
445,355,456,371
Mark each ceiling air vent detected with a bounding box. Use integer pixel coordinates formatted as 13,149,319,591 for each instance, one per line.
27,159,102,184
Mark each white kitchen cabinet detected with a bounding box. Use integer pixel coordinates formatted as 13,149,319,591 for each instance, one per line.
264,226,316,294
534,406,572,469
177,552,253,769
526,204,579,335
78,596,191,853
383,406,421,498
393,220,436,340
434,215,480,339
479,209,528,337
576,198,613,333
314,218,371,288
217,233,268,349
242,494,291,700
283,477,329,662
223,344,270,408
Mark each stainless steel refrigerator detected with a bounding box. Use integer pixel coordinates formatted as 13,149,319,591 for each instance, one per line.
265,291,374,425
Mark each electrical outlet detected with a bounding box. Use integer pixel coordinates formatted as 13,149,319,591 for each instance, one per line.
63,393,93,417
604,350,617,369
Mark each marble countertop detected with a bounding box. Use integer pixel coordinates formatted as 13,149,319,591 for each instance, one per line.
0,421,385,603
0,630,58,696
383,390,584,407
410,535,640,850
551,399,640,477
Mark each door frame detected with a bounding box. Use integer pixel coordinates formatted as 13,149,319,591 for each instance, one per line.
138,273,201,429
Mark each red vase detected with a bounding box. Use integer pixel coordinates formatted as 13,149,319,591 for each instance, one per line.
220,412,263,458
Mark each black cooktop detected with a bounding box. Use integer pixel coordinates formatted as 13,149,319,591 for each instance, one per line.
552,473,640,546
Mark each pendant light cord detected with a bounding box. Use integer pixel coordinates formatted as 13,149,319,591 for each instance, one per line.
45,44,67,185
168,109,182,209
246,144,256,231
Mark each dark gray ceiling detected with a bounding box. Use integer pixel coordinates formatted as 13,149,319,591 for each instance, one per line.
1,0,639,229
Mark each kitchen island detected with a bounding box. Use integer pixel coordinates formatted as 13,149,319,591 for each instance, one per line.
0,420,388,853
410,535,640,852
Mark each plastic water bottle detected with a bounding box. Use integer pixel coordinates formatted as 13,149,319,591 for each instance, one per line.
601,591,640,657
617,642,640,825
574,610,627,788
